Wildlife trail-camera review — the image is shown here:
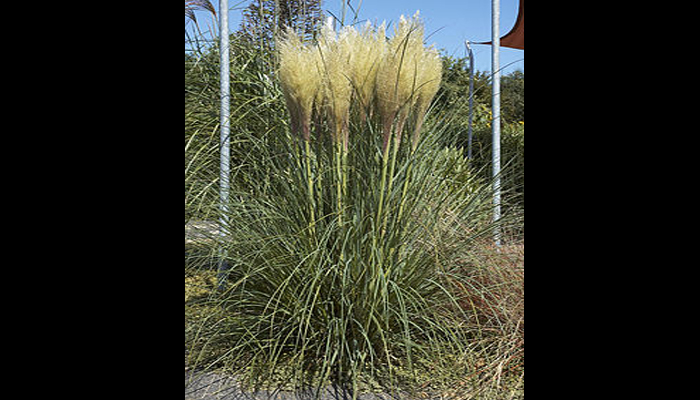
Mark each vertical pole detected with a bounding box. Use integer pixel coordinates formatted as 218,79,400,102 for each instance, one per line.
219,0,231,286
466,41,475,161
492,0,503,246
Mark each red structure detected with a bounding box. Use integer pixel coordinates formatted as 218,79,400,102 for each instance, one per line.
486,0,524,50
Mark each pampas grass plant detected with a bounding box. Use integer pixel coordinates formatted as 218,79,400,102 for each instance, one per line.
186,12,523,400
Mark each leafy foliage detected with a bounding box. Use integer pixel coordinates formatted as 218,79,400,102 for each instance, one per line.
239,0,324,52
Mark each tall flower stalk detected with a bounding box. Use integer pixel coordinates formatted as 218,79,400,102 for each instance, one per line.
278,29,323,235
278,14,443,235
374,13,443,238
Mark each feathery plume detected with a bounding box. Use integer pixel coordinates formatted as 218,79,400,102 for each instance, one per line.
317,24,354,147
376,12,426,150
412,47,443,149
345,22,387,121
278,28,322,141
278,12,442,151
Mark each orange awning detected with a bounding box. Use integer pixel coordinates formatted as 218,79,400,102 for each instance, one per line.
486,0,524,50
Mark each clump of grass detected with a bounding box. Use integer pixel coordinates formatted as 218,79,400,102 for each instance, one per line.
186,12,522,400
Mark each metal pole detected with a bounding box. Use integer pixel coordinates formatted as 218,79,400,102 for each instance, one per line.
219,0,231,285
466,41,475,161
492,0,502,246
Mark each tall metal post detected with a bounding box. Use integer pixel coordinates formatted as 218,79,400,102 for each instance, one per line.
219,0,231,285
492,0,503,246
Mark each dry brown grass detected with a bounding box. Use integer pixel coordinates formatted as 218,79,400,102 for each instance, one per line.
454,240,525,396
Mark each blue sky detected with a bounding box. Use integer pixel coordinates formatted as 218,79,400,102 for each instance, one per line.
187,0,524,74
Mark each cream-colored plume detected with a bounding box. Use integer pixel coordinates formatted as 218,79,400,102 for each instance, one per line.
412,46,443,149
316,23,354,146
278,28,322,141
345,22,387,120
376,12,426,147
277,13,442,150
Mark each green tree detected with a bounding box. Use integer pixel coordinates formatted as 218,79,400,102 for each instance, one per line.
437,55,524,123
238,0,324,54
436,55,491,113
502,70,525,123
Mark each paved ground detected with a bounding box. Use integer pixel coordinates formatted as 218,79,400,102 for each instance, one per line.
186,221,220,245
185,371,401,400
